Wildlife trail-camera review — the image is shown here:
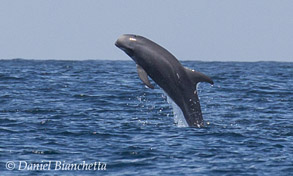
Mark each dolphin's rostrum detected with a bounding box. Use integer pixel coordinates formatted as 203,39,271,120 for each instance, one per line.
115,34,213,127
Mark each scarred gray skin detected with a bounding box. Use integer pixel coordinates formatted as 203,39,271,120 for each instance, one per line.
115,34,213,127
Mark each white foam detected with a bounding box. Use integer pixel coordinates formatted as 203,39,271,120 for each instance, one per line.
166,94,188,127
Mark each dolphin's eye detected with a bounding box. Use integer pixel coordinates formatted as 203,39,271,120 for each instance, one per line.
129,37,136,41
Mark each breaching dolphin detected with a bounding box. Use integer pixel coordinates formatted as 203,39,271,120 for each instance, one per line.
115,34,213,127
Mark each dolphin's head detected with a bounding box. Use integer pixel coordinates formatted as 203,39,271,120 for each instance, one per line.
115,34,139,57
115,34,150,63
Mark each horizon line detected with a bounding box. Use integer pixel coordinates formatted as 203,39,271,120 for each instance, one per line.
0,58,292,63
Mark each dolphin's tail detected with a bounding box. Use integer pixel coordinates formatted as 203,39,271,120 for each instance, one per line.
181,92,204,127
180,67,213,127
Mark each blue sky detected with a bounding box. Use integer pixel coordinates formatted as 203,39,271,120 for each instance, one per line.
0,0,292,61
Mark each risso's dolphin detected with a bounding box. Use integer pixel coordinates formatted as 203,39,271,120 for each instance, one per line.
115,34,213,127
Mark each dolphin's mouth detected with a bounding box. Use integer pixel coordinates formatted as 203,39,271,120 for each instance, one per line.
115,35,127,48
123,48,134,57
115,40,122,48
115,39,128,51
115,40,134,57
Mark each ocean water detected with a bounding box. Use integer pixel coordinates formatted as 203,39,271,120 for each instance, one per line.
0,59,292,176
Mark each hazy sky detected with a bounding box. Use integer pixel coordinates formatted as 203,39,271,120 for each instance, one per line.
0,0,292,61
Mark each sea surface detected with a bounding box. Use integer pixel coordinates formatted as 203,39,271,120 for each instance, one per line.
0,59,292,176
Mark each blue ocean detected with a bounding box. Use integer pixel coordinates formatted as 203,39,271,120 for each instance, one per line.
0,59,292,175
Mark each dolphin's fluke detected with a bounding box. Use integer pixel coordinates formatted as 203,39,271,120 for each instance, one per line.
184,67,214,86
136,64,154,89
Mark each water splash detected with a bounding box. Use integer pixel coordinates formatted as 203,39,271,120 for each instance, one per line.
166,94,188,127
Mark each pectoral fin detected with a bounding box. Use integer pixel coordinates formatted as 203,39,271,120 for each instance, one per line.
136,64,154,89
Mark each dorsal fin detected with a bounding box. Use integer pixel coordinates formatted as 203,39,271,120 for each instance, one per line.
136,64,154,89
185,67,214,86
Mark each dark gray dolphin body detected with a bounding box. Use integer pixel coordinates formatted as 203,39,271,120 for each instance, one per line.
115,34,213,127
